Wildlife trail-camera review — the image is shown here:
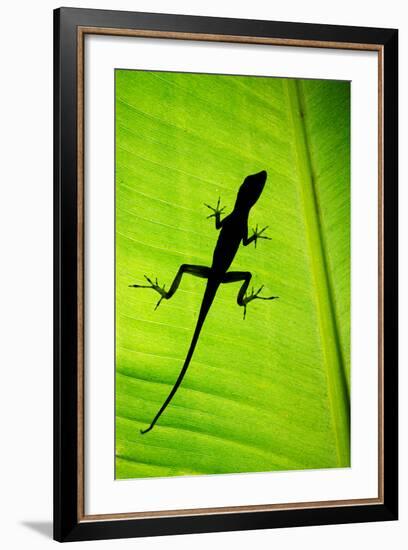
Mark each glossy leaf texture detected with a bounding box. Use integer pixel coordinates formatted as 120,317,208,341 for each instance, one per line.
115,70,350,478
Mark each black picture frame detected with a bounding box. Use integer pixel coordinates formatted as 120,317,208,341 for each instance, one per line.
54,7,398,542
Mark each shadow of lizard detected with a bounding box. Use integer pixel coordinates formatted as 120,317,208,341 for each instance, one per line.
129,170,278,434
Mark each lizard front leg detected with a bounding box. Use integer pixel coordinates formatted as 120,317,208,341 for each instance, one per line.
222,271,278,319
243,224,271,248
204,197,225,229
130,264,210,310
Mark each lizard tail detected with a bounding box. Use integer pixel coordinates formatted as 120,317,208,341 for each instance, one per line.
140,280,219,434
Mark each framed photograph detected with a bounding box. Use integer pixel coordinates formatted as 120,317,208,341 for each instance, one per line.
54,7,398,542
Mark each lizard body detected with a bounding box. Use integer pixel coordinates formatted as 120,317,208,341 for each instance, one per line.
130,170,278,434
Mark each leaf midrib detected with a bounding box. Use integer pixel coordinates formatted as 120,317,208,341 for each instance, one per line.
286,79,350,466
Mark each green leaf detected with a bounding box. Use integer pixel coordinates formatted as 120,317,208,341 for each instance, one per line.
115,70,350,478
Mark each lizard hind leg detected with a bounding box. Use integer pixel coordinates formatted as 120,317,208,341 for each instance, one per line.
129,264,211,311
129,275,167,310
222,271,278,319
241,285,279,319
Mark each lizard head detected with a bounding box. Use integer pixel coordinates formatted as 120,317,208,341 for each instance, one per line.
235,170,267,210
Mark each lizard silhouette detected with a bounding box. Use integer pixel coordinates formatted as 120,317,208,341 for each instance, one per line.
130,170,278,434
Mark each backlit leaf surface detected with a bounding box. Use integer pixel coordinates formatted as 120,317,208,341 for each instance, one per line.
115,70,350,478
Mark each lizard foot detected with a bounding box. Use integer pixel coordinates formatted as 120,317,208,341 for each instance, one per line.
242,285,278,319
129,275,167,310
204,196,225,219
251,224,272,248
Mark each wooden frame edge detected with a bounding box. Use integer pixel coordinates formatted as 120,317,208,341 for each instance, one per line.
77,24,85,522
77,25,383,51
